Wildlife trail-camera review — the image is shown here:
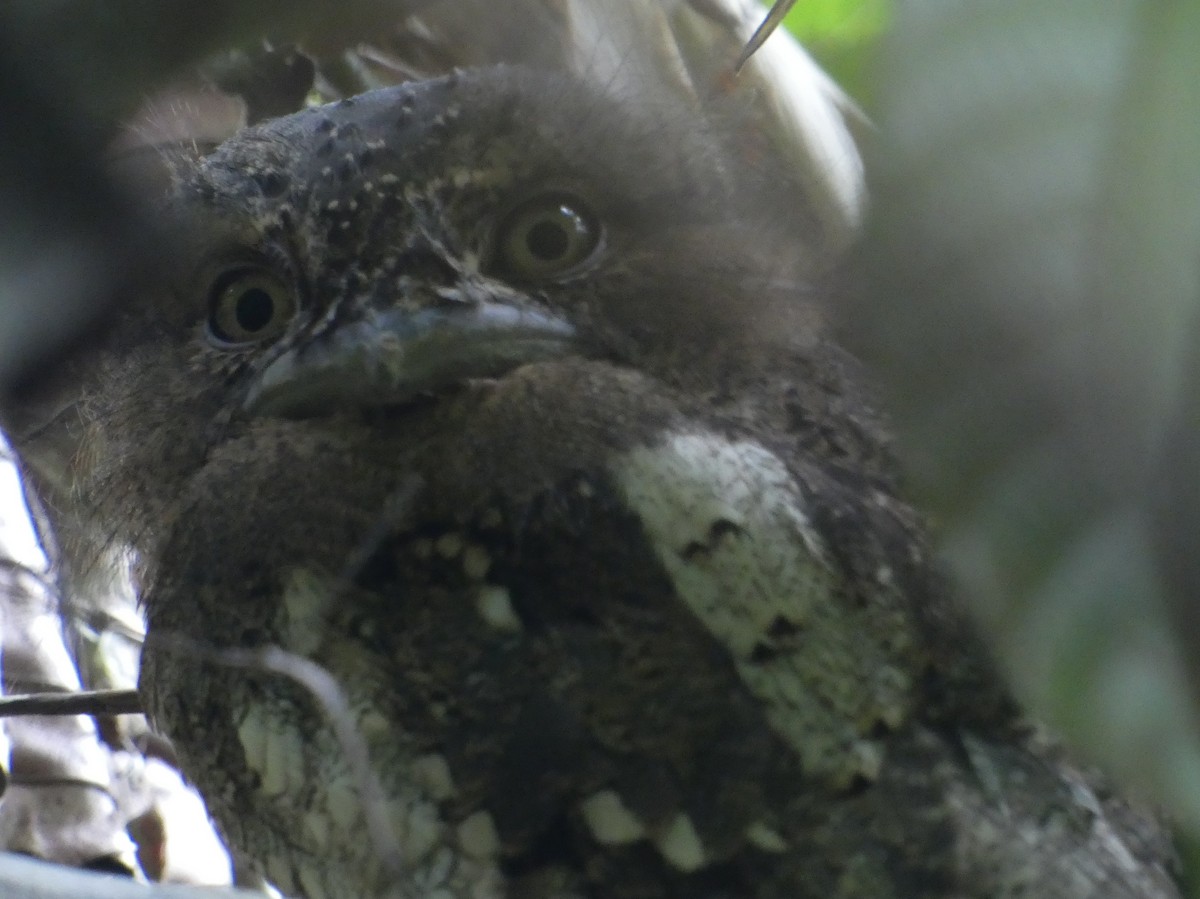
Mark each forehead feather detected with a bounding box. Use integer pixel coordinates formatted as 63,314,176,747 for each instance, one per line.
187,66,726,215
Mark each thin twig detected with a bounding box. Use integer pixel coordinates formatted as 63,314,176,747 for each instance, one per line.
0,688,142,718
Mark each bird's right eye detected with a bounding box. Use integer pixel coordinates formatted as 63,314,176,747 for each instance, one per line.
494,192,601,281
206,268,298,347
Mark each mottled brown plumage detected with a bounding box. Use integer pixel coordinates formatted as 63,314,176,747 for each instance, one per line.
6,67,1182,898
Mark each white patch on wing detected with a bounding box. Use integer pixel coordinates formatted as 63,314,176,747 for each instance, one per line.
324,776,360,831
411,754,457,801
654,813,706,872
389,793,443,862
435,533,465,559
281,568,335,655
612,432,914,784
745,821,789,853
613,434,831,658
304,809,331,850
462,544,492,580
456,811,501,861
237,704,306,798
580,790,647,845
475,584,523,632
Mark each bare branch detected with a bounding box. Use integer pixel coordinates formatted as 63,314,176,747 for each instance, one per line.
0,689,141,719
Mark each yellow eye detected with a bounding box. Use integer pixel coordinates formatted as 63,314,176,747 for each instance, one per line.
207,269,297,346
497,193,600,279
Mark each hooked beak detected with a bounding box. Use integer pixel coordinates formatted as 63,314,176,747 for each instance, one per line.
243,303,577,418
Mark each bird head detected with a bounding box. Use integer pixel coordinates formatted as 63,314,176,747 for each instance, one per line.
7,65,837,574
163,66,822,417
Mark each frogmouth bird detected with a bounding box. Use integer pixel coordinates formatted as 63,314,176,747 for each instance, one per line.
7,67,1181,898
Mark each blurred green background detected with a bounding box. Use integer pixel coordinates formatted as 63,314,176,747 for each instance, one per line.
785,0,1200,886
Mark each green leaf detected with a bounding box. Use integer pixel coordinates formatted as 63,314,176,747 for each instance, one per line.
782,0,889,44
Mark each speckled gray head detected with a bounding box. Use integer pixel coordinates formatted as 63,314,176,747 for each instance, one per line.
164,66,819,419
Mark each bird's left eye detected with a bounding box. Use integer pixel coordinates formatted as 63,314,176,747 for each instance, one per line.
206,269,298,347
495,193,601,280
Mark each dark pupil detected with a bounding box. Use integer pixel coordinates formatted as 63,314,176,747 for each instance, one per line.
235,288,275,333
526,218,570,261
